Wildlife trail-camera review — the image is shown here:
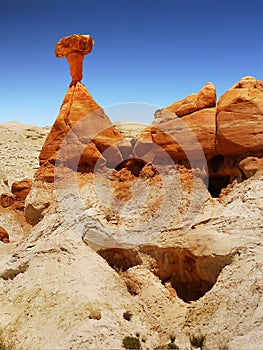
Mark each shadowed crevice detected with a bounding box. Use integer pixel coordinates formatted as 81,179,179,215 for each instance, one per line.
99,245,233,303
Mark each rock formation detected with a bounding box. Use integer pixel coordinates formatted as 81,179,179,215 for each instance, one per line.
37,34,128,183
0,34,262,350
11,179,32,202
133,83,217,165
0,166,14,208
36,82,125,182
216,76,263,155
133,76,263,197
0,227,9,243
0,123,47,251
1,152,262,349
165,82,216,116
133,107,216,164
27,35,132,225
56,34,94,86
238,156,263,178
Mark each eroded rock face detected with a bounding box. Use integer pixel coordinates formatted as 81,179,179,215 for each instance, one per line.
0,166,14,208
216,76,263,155
133,77,263,197
10,34,263,348
0,123,50,185
36,82,124,182
133,83,217,164
1,32,263,350
135,76,262,165
165,82,216,117
0,178,34,212
2,169,263,350
239,156,263,178
1,71,263,350
11,179,32,202
98,245,233,302
0,124,46,246
133,107,216,163
0,227,9,243
27,82,126,225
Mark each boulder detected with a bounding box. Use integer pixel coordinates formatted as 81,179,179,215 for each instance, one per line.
133,83,217,163
216,76,263,155
165,82,216,117
0,226,9,243
133,108,216,162
239,156,263,178
11,179,32,201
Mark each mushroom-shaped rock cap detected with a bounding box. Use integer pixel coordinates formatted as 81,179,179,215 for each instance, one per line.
55,34,94,58
55,34,94,86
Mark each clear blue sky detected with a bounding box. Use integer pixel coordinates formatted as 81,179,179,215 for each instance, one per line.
1,0,263,126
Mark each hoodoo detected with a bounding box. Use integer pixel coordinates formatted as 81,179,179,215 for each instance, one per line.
36,34,125,182
55,34,94,86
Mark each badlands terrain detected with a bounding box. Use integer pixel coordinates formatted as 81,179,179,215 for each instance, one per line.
0,34,262,350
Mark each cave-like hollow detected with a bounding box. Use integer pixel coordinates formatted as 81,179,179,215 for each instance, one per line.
114,158,147,177
208,155,232,197
98,246,233,303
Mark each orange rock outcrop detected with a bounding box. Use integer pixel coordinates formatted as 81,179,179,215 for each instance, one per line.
12,179,32,202
35,32,263,196
216,76,263,155
37,83,125,182
134,77,263,164
35,34,128,182
166,82,216,117
133,83,217,163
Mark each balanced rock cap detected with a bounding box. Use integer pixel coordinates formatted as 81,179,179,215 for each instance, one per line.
55,34,94,86
55,34,94,58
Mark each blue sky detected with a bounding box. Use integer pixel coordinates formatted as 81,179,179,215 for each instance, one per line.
1,0,263,126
